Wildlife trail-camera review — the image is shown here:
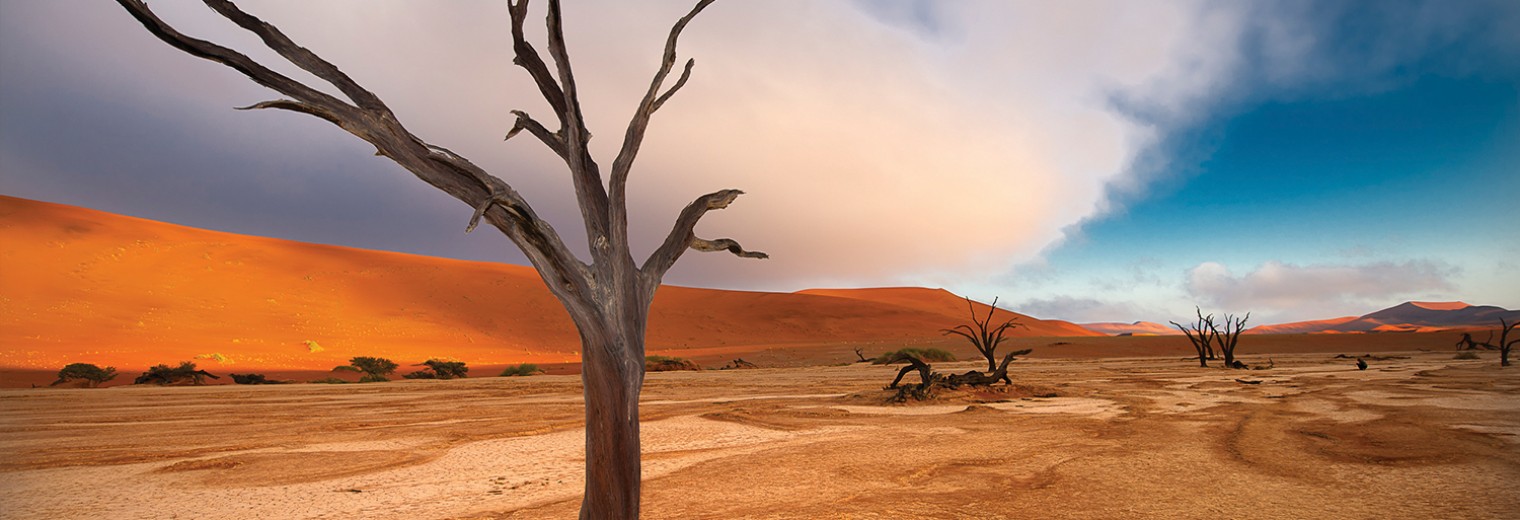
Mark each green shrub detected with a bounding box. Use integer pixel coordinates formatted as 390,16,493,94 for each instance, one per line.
1454,351,1480,360
310,377,350,384
337,356,397,383
500,363,542,377
405,359,468,380
134,361,218,385
872,348,956,365
646,355,699,372
53,363,117,388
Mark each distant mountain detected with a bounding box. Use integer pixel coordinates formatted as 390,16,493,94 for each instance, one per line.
1248,301,1520,334
1078,321,1181,336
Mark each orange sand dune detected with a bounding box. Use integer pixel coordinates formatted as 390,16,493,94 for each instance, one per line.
0,196,1093,377
1077,321,1181,336
794,288,1100,337
1246,316,1361,335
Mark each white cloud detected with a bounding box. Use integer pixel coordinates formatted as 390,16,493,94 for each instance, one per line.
0,0,1260,290
4,0,1515,300
1185,260,1458,321
1018,295,1170,325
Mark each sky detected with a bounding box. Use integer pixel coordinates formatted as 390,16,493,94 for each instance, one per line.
1,0,1517,326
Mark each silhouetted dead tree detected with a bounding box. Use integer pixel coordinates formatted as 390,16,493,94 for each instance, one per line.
885,352,937,401
1171,308,1217,367
117,1,758,517
942,349,1033,386
1455,332,1496,350
720,358,757,370
942,296,1025,372
883,349,1034,401
1475,318,1519,367
1209,312,1250,369
853,347,869,363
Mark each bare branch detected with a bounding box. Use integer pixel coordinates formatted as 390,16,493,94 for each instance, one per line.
531,0,610,251
116,0,353,116
642,189,763,280
941,325,979,343
504,110,567,159
609,0,716,239
203,0,389,113
506,0,567,117
235,99,343,127
691,238,768,258
653,58,696,112
544,0,592,154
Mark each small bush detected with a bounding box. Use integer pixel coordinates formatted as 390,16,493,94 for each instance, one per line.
230,373,288,385
406,358,468,380
53,363,117,388
349,357,398,376
338,356,397,383
135,361,218,385
873,348,956,364
1454,351,1480,360
310,377,350,384
646,355,700,372
500,363,542,377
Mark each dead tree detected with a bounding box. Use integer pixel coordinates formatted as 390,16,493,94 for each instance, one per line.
1456,332,1497,351
1208,312,1250,368
885,352,937,401
941,349,1033,387
942,296,1025,373
116,1,760,517
720,358,757,370
1475,318,1520,367
853,347,869,363
883,348,1033,401
1170,308,1217,367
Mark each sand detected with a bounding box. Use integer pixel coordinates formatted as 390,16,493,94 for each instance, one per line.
2,351,1516,519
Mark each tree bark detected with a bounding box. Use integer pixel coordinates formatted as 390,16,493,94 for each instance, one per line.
576,318,644,518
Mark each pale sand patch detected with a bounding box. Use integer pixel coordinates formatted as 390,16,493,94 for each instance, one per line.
1344,390,1520,411
829,397,1122,419
1288,396,1385,423
1450,424,1520,443
829,404,968,415
982,397,1123,419
0,415,851,520
641,393,846,406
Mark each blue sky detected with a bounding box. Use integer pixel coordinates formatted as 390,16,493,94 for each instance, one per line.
1015,73,1520,323
1,0,1517,325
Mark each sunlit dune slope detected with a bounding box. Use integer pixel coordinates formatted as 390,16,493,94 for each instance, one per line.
794,288,1100,337
1,196,1090,372
1077,321,1181,336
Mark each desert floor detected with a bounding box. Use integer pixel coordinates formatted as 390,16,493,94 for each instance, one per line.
2,351,1517,519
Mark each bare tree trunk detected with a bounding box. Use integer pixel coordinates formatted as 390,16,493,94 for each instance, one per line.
577,321,644,518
